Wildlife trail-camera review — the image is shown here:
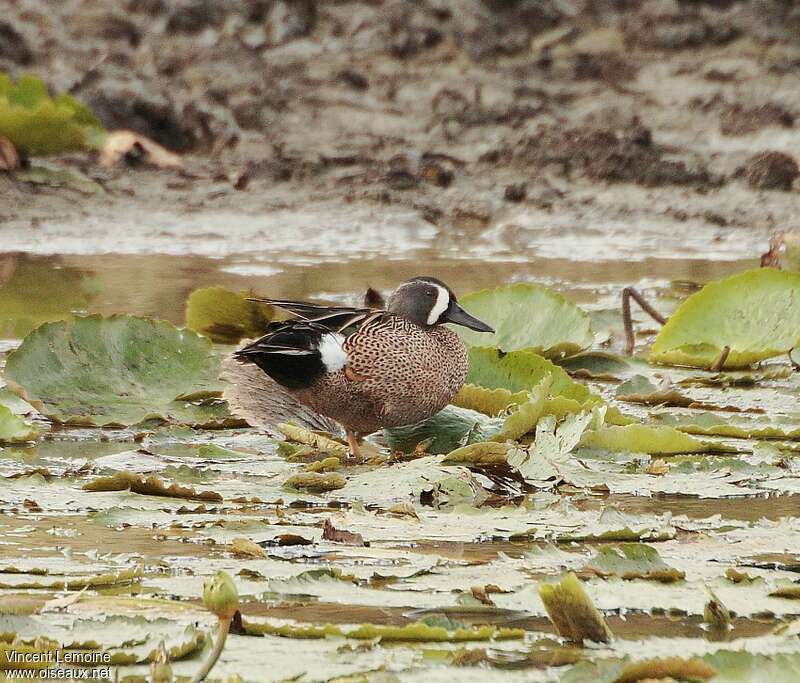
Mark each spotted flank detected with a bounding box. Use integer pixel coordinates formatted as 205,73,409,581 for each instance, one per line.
234,276,494,438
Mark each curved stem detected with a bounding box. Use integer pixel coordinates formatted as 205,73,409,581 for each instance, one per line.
192,617,231,683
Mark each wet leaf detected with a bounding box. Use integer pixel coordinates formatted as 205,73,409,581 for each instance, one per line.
586,544,685,582
384,406,491,454
0,404,37,443
615,374,692,406
539,572,613,644
457,283,593,358
185,286,275,344
14,164,104,194
322,518,365,546
241,617,524,642
284,471,346,493
0,73,104,154
83,472,223,502
614,657,716,682
580,423,713,454
651,268,800,368
5,315,227,426
230,537,268,558
442,441,512,465
451,383,528,416
278,423,349,457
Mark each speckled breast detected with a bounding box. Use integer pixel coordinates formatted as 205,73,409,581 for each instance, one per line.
293,316,469,434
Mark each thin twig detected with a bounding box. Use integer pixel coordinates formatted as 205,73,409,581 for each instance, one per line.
622,287,668,355
708,345,731,372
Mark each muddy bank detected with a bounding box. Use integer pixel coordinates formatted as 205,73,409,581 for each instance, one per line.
1,0,799,276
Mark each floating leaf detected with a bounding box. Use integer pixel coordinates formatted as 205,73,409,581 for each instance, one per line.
442,441,513,465
451,383,528,416
615,374,692,406
284,471,346,493
83,472,223,502
242,617,523,642
0,405,37,444
0,73,104,154
456,283,593,358
466,347,594,402
585,544,685,583
650,268,800,368
4,315,227,427
384,405,492,454
278,423,349,457
538,572,613,644
614,657,716,682
185,286,275,344
580,424,713,454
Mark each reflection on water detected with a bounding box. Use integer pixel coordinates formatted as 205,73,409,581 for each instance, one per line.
0,251,754,338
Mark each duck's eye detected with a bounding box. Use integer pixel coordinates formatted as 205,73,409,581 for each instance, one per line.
426,289,435,297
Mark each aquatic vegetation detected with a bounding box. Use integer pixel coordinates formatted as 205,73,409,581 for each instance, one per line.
4,315,228,427
457,282,594,358
0,274,800,680
185,286,276,344
651,268,800,369
0,73,104,154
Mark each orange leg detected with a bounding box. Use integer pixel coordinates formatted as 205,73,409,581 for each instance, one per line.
346,430,362,461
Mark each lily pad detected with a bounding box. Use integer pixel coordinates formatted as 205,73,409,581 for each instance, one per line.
0,73,104,154
650,269,800,369
539,572,613,644
185,286,275,344
4,315,227,427
456,283,593,358
585,544,685,583
0,405,37,443
580,423,714,454
384,406,494,454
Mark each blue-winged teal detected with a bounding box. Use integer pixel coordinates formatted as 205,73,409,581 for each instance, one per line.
234,277,494,459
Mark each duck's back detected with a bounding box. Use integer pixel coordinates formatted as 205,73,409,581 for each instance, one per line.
293,315,468,434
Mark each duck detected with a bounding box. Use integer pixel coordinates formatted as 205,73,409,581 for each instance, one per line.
232,276,494,459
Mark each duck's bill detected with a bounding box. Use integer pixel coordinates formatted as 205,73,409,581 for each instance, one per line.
444,303,495,333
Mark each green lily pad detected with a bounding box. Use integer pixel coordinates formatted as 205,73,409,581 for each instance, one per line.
384,405,494,454
185,286,276,344
650,268,800,369
580,424,714,454
0,405,37,443
0,73,104,154
585,544,685,583
456,283,593,358
466,347,595,402
4,315,227,427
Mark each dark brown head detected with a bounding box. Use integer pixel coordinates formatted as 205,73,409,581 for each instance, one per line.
386,277,494,332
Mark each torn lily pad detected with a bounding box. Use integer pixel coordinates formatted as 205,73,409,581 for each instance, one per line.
651,268,800,369
585,544,685,583
185,286,275,344
83,472,223,502
456,283,593,358
5,315,227,427
0,404,37,443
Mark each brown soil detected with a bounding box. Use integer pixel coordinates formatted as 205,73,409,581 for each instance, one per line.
1,0,800,263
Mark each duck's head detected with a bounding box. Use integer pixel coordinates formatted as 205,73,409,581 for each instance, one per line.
386,277,494,332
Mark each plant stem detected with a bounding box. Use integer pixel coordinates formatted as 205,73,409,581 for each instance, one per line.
192,617,231,683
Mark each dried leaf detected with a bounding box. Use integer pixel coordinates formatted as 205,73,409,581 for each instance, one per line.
98,130,181,169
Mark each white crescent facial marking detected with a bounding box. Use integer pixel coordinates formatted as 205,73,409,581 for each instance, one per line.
318,333,348,372
427,284,450,325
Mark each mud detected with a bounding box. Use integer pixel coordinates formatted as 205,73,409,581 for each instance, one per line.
0,0,798,281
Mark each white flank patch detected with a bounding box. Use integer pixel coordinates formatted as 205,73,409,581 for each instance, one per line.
427,284,450,325
318,333,348,372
